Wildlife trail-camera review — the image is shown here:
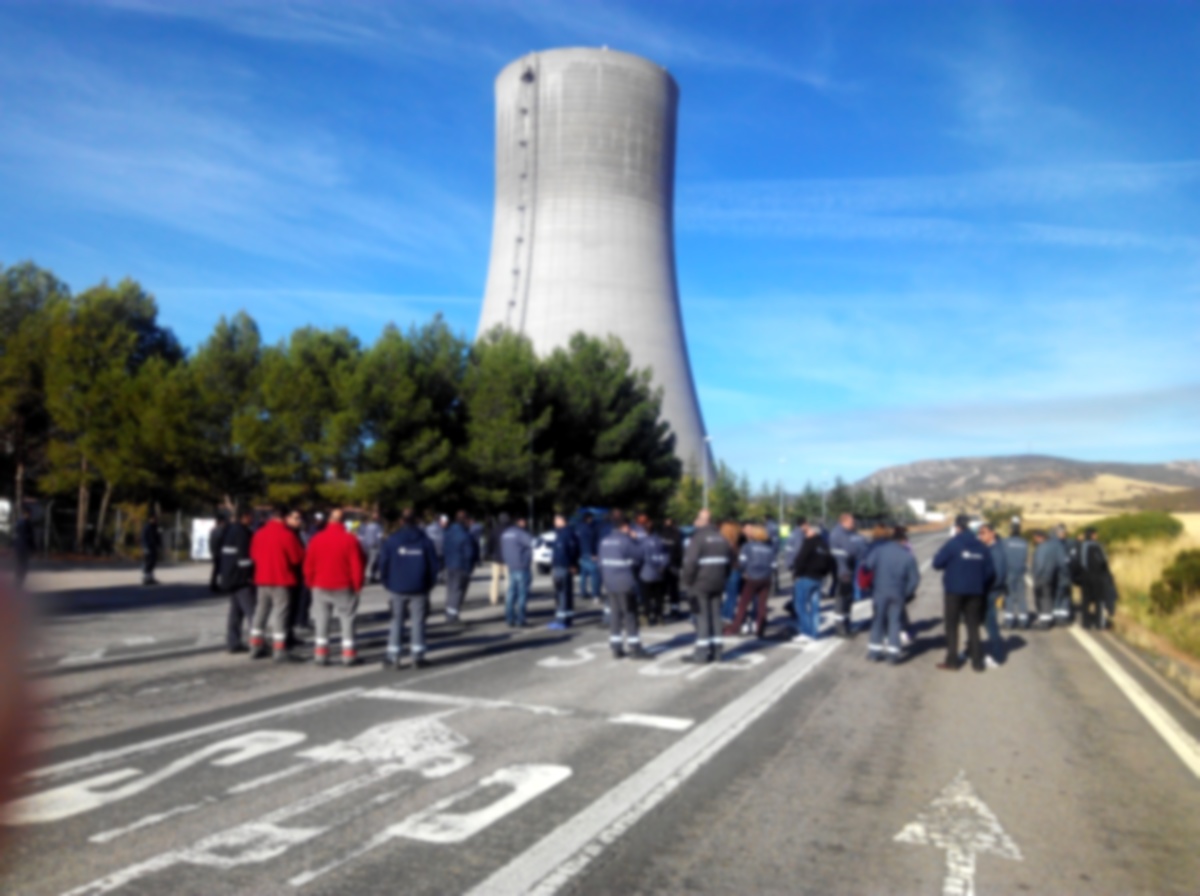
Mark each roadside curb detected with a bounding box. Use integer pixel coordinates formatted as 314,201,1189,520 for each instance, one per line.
1113,617,1200,704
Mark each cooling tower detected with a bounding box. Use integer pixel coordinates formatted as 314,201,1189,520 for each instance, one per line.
476,47,709,473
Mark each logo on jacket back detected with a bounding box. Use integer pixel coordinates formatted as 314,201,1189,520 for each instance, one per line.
962,551,983,560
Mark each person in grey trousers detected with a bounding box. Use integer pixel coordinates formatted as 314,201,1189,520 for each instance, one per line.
379,509,440,670
864,526,921,664
979,523,1009,666
357,514,385,584
597,511,649,659
680,509,734,664
1003,522,1030,629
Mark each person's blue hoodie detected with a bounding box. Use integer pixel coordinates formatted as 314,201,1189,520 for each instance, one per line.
443,521,479,572
551,525,581,569
379,524,439,594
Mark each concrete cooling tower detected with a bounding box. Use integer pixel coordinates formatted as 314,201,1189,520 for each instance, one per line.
476,47,709,473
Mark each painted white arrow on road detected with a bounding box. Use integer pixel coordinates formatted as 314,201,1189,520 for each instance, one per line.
895,771,1022,896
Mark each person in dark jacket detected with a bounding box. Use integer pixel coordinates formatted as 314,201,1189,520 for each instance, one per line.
576,512,601,601
791,519,834,641
932,514,996,672
1031,530,1059,628
1052,525,1075,625
547,514,581,630
725,525,775,639
598,511,648,659
218,507,257,653
208,513,228,594
486,514,509,607
1003,523,1030,629
979,523,1009,666
379,509,439,669
500,517,534,627
442,510,479,623
141,513,162,586
14,507,36,587
681,509,735,663
638,521,670,626
659,517,684,617
1079,528,1117,629
864,526,920,663
828,514,864,637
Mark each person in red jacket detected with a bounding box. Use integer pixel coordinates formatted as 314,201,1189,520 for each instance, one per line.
249,507,306,661
303,507,366,667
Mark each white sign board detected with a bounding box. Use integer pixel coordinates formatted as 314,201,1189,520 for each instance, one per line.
191,518,216,561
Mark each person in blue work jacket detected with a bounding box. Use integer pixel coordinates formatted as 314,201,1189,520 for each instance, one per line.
575,512,601,601
500,517,534,627
379,509,439,670
637,521,670,626
442,510,479,623
978,523,1009,666
932,514,996,672
864,526,920,664
547,513,581,631
598,511,649,659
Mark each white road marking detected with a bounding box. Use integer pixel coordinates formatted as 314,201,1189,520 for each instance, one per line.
64,714,475,895
464,637,841,896
8,731,307,825
895,770,1022,896
360,687,572,717
609,714,694,732
121,636,157,646
1070,627,1200,778
27,688,365,782
226,763,310,795
59,650,107,666
89,799,215,844
290,764,572,887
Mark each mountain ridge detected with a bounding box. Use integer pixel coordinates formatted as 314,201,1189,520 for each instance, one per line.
856,455,1200,504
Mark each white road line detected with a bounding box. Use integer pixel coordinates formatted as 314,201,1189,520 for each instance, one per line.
608,714,694,732
28,688,365,782
88,799,213,844
465,637,841,896
226,762,311,795
360,688,572,717
1070,627,1200,779
121,636,157,646
59,650,107,666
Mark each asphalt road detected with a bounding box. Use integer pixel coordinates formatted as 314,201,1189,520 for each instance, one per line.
4,533,1199,895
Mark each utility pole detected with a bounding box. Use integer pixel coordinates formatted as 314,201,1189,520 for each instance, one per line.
702,435,713,511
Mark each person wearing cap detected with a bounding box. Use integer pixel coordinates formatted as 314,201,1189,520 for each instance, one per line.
1003,522,1031,629
932,514,996,672
864,525,920,664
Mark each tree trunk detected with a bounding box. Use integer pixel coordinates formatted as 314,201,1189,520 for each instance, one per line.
95,480,114,555
75,456,90,553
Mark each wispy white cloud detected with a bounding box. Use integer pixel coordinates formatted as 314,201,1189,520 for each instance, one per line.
0,29,487,271
83,0,840,89
679,161,1200,249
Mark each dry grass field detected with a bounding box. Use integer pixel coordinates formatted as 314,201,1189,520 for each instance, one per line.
956,473,1188,527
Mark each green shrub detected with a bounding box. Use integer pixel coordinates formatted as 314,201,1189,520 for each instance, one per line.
1090,512,1183,546
1148,549,1200,616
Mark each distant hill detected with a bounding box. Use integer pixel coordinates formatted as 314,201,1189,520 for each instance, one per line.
857,455,1200,504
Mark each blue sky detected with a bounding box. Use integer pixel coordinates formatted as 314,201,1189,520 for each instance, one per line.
1,0,1197,491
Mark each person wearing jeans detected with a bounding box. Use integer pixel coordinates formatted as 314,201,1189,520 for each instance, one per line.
979,523,1009,667
789,519,834,641
548,514,581,630
501,518,534,627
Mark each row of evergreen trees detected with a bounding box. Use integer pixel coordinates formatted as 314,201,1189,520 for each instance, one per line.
0,262,680,551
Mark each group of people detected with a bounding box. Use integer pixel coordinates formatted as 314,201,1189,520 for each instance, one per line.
209,506,470,669
200,499,1118,675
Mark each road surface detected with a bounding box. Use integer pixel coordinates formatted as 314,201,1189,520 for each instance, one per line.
3,533,1199,894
